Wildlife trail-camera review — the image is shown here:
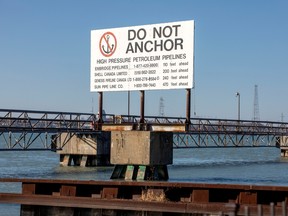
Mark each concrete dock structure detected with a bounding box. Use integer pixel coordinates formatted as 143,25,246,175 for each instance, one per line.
110,131,173,180
277,136,288,157
55,132,111,166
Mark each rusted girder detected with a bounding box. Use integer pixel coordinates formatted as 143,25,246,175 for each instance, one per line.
1,178,288,215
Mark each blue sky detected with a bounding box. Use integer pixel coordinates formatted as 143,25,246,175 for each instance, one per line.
0,0,287,121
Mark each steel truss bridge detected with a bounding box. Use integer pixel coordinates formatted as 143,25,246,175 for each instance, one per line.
0,109,287,150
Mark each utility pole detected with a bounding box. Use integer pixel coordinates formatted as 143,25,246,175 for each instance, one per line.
253,85,260,121
159,97,164,117
236,92,240,121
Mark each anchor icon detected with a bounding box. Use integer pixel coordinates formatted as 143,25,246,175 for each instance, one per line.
102,34,114,54
99,32,117,57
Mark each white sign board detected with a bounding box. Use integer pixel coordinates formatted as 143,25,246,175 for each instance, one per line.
90,20,194,92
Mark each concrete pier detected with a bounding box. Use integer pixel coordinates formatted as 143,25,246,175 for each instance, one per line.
276,136,288,157
110,131,173,180
55,132,111,166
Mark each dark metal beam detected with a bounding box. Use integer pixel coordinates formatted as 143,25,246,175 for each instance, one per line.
1,178,288,215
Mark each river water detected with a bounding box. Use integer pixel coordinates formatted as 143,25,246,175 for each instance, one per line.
1,147,288,215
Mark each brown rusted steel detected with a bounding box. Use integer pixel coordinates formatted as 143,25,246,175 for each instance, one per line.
60,185,76,196
1,178,288,215
22,183,36,195
102,187,118,199
101,124,135,131
1,193,287,215
1,177,288,191
192,189,209,203
150,123,186,132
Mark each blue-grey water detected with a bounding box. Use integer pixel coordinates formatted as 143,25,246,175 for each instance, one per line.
1,147,288,215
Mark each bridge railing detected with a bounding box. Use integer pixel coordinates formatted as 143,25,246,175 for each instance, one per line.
0,109,288,149
0,109,96,133
2,110,287,135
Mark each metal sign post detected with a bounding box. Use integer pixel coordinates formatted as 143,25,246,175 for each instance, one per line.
139,90,145,130
186,89,191,129
96,92,103,130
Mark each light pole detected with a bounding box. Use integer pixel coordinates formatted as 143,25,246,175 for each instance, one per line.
236,92,240,121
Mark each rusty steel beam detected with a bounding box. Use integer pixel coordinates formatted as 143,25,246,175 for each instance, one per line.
0,193,240,214
1,178,288,215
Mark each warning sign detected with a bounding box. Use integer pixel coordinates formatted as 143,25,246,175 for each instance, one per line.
90,20,194,92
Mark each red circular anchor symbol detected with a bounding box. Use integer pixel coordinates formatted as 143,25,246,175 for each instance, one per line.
99,32,117,57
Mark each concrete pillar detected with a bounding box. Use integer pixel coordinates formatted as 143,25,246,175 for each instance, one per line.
60,155,71,166
55,132,111,166
276,136,288,157
80,155,88,167
110,131,173,180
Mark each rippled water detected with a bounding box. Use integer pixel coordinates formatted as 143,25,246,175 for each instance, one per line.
1,147,287,215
